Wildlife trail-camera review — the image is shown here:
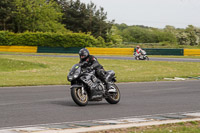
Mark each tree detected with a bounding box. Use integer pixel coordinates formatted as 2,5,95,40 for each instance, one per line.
12,0,66,33
115,23,128,31
61,0,87,32
185,25,200,46
106,25,123,46
114,25,177,44
176,25,200,46
59,0,114,41
0,0,14,30
176,31,190,45
164,25,176,33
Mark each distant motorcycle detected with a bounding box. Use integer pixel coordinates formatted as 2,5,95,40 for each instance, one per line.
134,50,149,60
67,63,120,106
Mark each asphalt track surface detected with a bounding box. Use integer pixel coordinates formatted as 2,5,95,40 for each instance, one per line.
2,53,200,62
0,80,200,128
1,54,200,129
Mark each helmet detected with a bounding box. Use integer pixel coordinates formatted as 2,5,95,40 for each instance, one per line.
79,48,90,60
136,45,140,48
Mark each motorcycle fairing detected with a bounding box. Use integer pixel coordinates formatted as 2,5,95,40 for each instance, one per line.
67,64,81,81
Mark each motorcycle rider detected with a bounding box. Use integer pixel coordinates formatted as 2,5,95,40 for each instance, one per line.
136,45,142,55
136,45,146,59
78,48,115,97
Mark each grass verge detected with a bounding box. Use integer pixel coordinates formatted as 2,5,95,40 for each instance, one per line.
0,54,200,87
0,58,47,71
89,121,200,133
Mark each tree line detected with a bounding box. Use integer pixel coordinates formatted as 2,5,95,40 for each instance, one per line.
0,0,113,43
0,0,200,47
113,24,200,46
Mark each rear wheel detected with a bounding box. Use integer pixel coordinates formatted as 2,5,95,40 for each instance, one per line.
71,87,88,106
105,84,120,104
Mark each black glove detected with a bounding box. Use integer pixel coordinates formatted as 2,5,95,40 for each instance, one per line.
80,61,87,67
87,66,93,72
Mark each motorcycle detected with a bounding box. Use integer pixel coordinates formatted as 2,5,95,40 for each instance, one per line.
134,50,149,60
67,63,120,106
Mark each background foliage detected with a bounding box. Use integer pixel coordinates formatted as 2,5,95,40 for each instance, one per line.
0,0,200,47
114,24,200,47
0,31,99,47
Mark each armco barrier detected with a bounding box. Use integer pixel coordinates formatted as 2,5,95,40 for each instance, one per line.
184,49,200,56
37,47,83,53
138,48,184,56
0,46,37,53
87,48,184,55
86,47,134,55
1,46,200,56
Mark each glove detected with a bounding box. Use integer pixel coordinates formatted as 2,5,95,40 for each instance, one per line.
87,66,93,72
80,61,87,67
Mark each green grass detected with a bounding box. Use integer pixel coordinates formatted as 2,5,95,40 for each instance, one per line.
0,58,47,72
0,54,200,87
90,121,200,133
149,55,200,59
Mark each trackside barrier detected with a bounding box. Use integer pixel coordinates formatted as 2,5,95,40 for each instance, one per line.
87,48,184,55
1,46,200,56
86,47,134,55
136,48,184,56
184,49,200,56
0,46,37,53
37,46,83,53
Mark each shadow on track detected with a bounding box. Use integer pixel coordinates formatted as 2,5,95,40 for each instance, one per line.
50,100,115,107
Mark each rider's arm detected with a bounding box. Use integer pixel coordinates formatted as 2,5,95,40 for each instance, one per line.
138,48,142,54
90,56,102,69
136,49,139,54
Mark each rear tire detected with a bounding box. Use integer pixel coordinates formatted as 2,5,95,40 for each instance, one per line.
71,87,88,106
105,84,120,104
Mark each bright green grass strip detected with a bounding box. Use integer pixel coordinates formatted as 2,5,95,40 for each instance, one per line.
129,121,200,133
0,58,47,72
0,55,200,87
149,55,200,59
136,126,200,133
101,121,200,133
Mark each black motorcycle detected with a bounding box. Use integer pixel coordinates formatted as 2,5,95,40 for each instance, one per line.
67,63,120,106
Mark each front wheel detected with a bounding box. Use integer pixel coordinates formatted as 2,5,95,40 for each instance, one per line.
145,56,149,60
105,84,120,104
135,56,139,60
71,87,88,106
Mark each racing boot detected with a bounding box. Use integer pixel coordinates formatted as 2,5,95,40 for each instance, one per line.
104,72,116,93
105,82,116,93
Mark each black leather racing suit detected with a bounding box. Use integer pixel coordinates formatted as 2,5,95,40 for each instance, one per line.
79,55,107,82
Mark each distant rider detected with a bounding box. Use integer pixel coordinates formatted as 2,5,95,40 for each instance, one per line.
136,45,142,56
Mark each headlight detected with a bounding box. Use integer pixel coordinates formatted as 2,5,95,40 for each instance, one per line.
74,73,79,78
67,76,73,81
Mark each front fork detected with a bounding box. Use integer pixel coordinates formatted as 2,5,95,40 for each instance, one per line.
81,87,86,95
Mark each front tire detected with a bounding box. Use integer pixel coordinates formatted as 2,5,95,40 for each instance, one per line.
145,56,149,60
71,87,88,106
105,84,120,104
